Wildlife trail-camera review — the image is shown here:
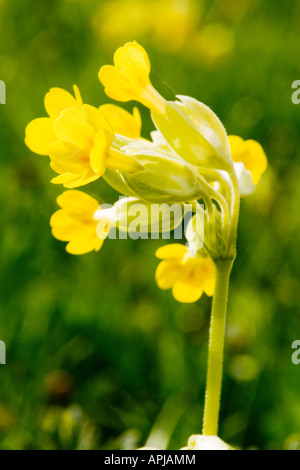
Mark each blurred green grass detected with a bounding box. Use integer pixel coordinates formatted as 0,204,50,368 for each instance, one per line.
1,0,300,450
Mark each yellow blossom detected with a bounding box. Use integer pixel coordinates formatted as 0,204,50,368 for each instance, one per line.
49,104,142,188
98,41,166,114
99,104,142,138
155,244,215,303
50,190,106,255
229,135,268,185
25,85,82,155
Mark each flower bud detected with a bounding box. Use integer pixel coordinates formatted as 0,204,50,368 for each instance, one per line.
95,197,185,239
151,95,232,171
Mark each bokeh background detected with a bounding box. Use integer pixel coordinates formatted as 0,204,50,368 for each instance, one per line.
1,0,300,450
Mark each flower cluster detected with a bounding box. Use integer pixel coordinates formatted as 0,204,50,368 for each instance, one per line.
25,41,267,303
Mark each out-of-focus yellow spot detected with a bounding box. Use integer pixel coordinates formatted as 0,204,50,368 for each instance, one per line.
187,23,234,65
0,404,14,430
92,0,202,53
151,0,201,52
229,354,260,382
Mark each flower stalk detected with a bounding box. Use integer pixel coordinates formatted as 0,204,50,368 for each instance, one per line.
202,257,235,436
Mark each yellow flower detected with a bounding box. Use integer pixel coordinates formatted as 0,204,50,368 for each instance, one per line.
49,104,142,188
229,135,268,185
25,85,82,155
50,190,105,255
155,244,215,303
99,41,166,114
181,434,231,450
99,104,142,138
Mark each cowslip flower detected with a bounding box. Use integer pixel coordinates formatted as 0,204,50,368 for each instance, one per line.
49,104,142,188
155,244,215,303
25,86,83,156
99,41,166,115
50,190,106,255
229,135,268,188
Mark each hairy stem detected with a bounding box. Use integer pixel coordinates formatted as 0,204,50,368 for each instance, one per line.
202,258,234,436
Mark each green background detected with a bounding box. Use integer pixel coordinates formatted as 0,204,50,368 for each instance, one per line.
1,0,300,450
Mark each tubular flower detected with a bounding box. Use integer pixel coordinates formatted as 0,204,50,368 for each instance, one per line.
50,190,106,255
155,244,216,303
25,85,83,155
99,104,142,139
229,135,268,186
49,104,142,188
99,41,166,114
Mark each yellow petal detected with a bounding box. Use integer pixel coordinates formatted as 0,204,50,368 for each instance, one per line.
90,129,112,174
56,190,99,213
155,260,182,289
114,41,150,84
229,135,268,185
155,244,187,260
51,172,100,189
82,104,114,137
172,279,204,303
73,85,83,105
99,104,142,138
66,229,103,255
201,258,216,296
49,141,90,175
228,135,244,155
25,118,56,155
50,210,82,241
44,87,81,119
99,65,133,102
99,42,166,114
54,108,95,151
50,190,102,255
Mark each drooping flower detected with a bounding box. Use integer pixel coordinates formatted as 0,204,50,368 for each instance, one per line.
155,244,215,303
50,190,107,255
25,86,83,155
99,41,166,114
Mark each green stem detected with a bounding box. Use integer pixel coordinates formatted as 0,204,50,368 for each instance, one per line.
202,258,234,436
